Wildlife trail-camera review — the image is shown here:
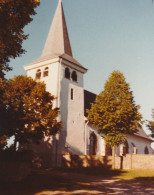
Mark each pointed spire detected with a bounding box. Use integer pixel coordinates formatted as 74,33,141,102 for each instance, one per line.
41,0,73,57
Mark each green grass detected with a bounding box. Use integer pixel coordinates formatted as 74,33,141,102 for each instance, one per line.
114,169,154,180
60,167,154,180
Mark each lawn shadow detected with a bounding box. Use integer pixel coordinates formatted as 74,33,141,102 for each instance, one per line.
0,168,154,195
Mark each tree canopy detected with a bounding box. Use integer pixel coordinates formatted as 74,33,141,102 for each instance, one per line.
0,75,62,150
148,109,154,138
87,70,142,147
0,0,40,79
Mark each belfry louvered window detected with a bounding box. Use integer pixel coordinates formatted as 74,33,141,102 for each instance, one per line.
72,71,77,82
43,67,49,77
35,69,41,80
65,68,70,79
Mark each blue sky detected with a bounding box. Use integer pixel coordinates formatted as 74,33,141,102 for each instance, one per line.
7,0,154,134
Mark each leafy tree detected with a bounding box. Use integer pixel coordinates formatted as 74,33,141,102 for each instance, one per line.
87,70,142,167
148,109,154,138
0,78,9,150
1,75,62,150
0,0,40,79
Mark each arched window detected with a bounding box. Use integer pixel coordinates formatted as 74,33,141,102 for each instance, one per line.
144,146,149,154
106,144,112,156
65,68,70,79
43,67,49,77
71,71,77,82
89,133,97,155
35,69,41,80
124,140,129,154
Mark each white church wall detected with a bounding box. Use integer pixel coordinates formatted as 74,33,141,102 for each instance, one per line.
85,123,153,156
26,60,61,109
57,62,86,155
86,124,106,156
115,135,153,156
126,134,153,154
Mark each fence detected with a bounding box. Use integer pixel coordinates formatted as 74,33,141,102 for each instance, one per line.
62,153,154,170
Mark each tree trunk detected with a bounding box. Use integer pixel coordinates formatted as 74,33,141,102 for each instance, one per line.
112,146,115,169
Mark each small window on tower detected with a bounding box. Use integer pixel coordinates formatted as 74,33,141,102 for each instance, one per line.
72,71,77,82
65,68,70,79
71,88,73,100
35,69,41,80
43,67,49,77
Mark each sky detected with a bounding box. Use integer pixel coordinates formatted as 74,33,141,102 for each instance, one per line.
6,0,154,138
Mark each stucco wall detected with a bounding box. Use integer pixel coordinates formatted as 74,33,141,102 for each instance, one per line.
86,124,153,156
115,134,153,155
58,63,85,155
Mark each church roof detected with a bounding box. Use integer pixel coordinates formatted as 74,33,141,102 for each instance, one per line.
28,0,85,69
84,90,152,142
135,126,152,142
84,90,96,117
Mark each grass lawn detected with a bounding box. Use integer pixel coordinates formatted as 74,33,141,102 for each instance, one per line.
113,169,154,180
63,167,154,179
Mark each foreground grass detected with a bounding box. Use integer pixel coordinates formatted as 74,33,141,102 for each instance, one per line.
63,167,154,180
113,169,154,180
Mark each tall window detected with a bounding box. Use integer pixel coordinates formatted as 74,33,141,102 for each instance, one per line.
65,68,70,79
72,71,77,82
124,140,129,154
144,146,149,154
71,88,73,100
43,67,49,77
89,133,97,155
106,144,112,156
35,69,41,80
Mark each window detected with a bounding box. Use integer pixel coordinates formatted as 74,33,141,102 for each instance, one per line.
35,69,41,80
43,67,49,77
144,146,149,154
123,140,129,155
65,68,70,79
106,144,112,156
71,88,73,100
89,133,97,155
72,71,77,82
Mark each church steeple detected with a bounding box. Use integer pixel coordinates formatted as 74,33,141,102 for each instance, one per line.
27,0,87,70
42,0,73,57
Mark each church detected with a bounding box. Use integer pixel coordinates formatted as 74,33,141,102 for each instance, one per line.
24,0,153,166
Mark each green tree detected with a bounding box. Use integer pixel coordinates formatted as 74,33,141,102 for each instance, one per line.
0,0,40,79
1,75,62,150
87,70,142,168
148,109,154,138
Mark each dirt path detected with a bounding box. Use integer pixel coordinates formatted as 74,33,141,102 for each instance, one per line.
0,169,154,195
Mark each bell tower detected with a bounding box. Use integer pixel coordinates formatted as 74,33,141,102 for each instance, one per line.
24,0,87,165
